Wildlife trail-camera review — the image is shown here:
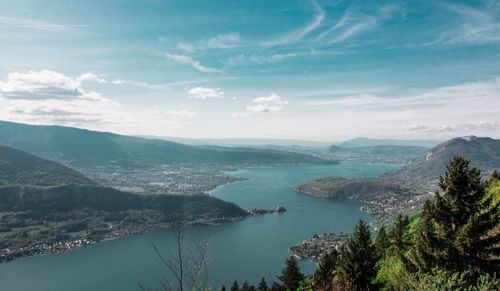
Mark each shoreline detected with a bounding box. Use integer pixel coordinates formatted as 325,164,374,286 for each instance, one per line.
0,216,245,264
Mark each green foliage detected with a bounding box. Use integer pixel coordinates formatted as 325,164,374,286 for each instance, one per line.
277,257,305,291
417,157,500,275
374,256,412,290
339,220,378,290
257,278,268,291
373,226,389,260
406,269,500,291
313,249,339,290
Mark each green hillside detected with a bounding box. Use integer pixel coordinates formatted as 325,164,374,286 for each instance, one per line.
0,145,94,186
0,120,333,167
393,136,500,179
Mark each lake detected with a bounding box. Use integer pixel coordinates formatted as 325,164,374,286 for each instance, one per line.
0,162,399,291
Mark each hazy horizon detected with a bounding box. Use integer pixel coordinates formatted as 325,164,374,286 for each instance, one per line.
1,0,499,140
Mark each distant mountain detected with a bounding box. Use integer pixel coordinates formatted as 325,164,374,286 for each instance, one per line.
338,137,441,148
142,136,331,148
0,144,246,218
328,145,428,163
391,136,500,179
0,145,93,186
0,120,333,167
295,136,500,220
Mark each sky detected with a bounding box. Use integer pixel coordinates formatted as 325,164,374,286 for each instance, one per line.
0,0,499,141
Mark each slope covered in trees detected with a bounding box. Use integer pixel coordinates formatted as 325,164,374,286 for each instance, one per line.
0,120,334,168
0,145,93,186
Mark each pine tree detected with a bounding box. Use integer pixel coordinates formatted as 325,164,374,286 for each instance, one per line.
277,256,304,290
258,277,268,291
241,281,255,291
313,249,339,289
373,225,389,259
231,280,239,291
411,201,438,272
388,214,411,267
221,286,227,291
418,157,500,275
339,219,378,291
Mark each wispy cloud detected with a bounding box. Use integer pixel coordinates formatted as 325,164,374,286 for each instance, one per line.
433,3,500,46
187,87,224,99
302,77,500,111
178,33,241,53
0,16,89,31
165,53,223,73
315,5,398,44
400,121,499,133
227,49,339,66
261,0,325,46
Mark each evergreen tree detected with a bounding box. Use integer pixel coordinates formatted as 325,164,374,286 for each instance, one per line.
231,280,239,291
388,214,411,267
277,256,304,290
241,281,255,291
270,281,284,291
221,286,227,291
418,157,500,274
411,201,438,272
339,219,378,291
373,225,389,259
313,249,339,289
258,277,268,291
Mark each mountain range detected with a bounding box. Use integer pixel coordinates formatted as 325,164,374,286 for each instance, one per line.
0,120,332,168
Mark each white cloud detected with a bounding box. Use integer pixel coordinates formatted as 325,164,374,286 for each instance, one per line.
232,112,251,118
164,110,198,117
261,0,325,46
0,70,106,101
246,93,289,113
77,73,108,84
2,98,118,126
165,53,223,73
0,70,119,127
187,87,224,99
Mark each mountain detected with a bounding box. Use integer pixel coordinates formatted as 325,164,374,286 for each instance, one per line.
0,145,249,262
338,137,441,148
0,144,246,217
141,136,331,148
0,145,93,186
328,145,428,163
0,120,333,167
391,136,500,179
295,136,500,222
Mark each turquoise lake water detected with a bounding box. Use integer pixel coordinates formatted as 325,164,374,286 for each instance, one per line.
0,162,399,290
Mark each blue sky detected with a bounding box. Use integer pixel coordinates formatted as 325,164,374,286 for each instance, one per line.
0,0,499,141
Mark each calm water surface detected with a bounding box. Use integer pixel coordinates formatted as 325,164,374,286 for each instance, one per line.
0,162,400,291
